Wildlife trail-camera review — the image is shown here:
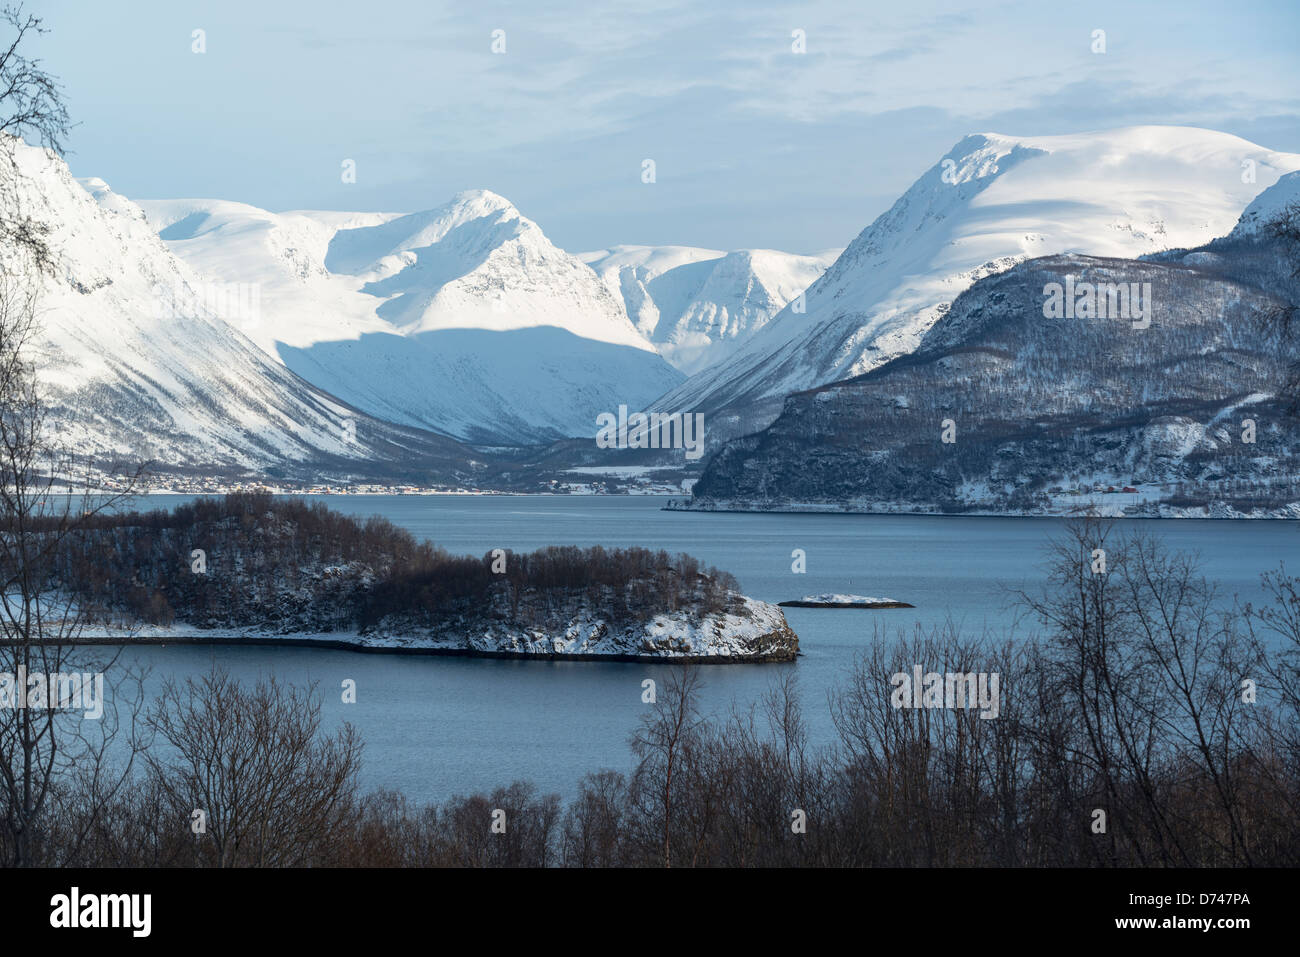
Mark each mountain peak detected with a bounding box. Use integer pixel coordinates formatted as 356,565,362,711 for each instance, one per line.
584,244,835,374
323,188,534,278
0,135,454,474
126,182,680,445
445,188,517,213
656,125,1300,432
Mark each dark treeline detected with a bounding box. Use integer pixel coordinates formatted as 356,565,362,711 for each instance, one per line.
26,520,1300,868
49,492,742,632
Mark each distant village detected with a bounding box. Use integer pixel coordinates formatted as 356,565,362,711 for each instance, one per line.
136,478,490,496
64,473,484,497
70,472,693,498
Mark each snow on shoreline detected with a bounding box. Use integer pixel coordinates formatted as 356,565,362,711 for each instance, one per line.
780,594,908,608
76,596,799,663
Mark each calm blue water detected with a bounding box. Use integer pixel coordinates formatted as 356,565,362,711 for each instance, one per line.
113,495,1297,803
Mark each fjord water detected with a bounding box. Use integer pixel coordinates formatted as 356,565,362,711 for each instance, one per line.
121,495,1296,803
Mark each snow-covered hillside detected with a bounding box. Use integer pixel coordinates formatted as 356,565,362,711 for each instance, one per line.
138,190,684,445
582,245,834,373
686,184,1300,518
656,126,1300,434
0,135,479,479
1231,169,1300,237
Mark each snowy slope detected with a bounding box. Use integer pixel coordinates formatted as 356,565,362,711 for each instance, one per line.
1230,169,1300,237
138,191,684,445
582,244,834,373
131,196,400,353
2,135,479,479
656,126,1300,432
688,242,1300,516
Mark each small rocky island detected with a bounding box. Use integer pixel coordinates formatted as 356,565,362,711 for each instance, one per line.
65,493,798,663
778,593,913,609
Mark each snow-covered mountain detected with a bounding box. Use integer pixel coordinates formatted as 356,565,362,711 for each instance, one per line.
656,126,1300,436
581,245,834,374
684,171,1300,516
0,134,481,480
1231,169,1300,237
138,191,684,445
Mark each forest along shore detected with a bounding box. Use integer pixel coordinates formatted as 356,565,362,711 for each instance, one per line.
60,493,799,663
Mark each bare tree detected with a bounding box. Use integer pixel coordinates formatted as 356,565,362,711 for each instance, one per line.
0,270,149,866
0,9,157,867
144,666,363,868
1016,518,1267,866
0,4,68,150
1,4,72,272
629,665,704,867
1114,533,1260,864
561,770,627,867
1244,565,1300,843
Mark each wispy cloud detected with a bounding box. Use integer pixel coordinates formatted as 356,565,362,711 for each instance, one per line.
45,0,1300,251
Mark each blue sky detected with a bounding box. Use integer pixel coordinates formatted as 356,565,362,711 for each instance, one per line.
35,0,1300,253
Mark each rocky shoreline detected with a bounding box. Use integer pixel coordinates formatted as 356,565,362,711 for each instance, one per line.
74,596,801,664
58,634,800,663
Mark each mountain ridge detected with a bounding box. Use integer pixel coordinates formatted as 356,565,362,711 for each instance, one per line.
681,170,1300,516
652,125,1300,441
135,189,684,445
1,134,486,482
581,244,835,373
